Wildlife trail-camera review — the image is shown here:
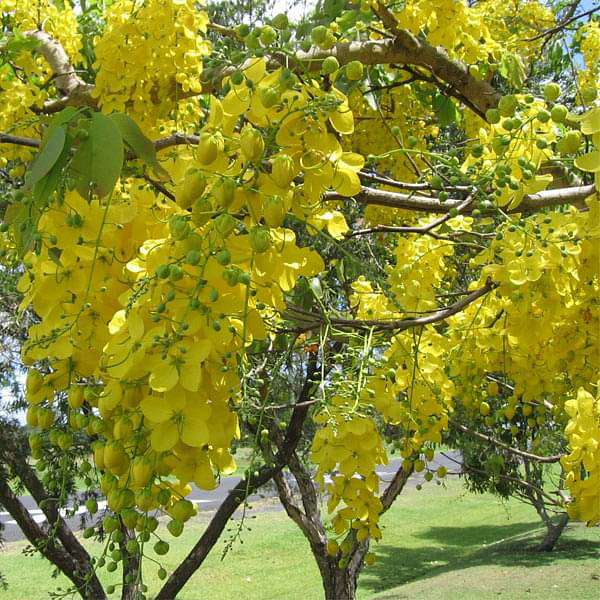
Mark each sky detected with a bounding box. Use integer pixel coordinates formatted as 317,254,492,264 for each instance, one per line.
269,0,316,20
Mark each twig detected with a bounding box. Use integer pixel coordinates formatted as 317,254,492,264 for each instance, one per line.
0,132,41,148
347,194,474,238
450,422,563,464
525,6,599,42
285,277,497,333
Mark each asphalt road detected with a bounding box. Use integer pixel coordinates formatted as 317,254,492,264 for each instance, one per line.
0,453,459,543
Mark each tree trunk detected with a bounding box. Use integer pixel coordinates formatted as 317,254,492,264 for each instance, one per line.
316,555,359,600
537,512,569,552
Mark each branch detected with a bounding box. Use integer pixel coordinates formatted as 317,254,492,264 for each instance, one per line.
0,133,41,148
324,184,596,214
381,463,414,512
206,22,242,40
359,170,471,193
154,133,200,152
0,476,106,599
370,4,500,116
27,18,499,117
450,422,563,464
24,31,95,113
455,456,563,507
0,425,105,598
285,278,497,333
348,194,474,238
524,6,599,42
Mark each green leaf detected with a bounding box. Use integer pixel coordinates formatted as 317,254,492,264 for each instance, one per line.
309,277,324,299
108,112,166,177
70,111,124,198
11,203,41,257
1,31,40,61
33,134,74,207
499,53,526,88
432,94,457,128
23,126,66,191
48,106,80,129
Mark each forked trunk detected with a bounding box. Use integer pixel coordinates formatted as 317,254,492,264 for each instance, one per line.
537,512,569,552
322,563,358,600
314,551,360,600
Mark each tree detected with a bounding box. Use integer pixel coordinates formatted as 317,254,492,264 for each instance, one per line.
447,403,570,552
0,1,599,599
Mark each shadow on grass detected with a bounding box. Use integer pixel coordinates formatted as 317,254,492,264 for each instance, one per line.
360,522,599,597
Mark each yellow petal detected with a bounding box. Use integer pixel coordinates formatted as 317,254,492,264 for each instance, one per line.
150,421,179,452
149,362,179,392
140,394,174,424
181,418,210,447
575,151,600,173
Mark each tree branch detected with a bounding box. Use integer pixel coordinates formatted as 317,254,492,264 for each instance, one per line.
24,30,95,113
450,422,563,464
524,6,599,42
25,16,499,117
370,3,500,116
285,278,497,333
0,427,105,598
0,476,106,599
347,194,474,238
324,184,596,214
0,133,41,148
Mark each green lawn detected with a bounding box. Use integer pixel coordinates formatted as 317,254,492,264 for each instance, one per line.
1,480,598,599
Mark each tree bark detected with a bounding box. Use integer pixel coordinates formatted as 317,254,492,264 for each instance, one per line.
537,512,569,552
0,477,106,599
319,559,359,600
0,425,105,599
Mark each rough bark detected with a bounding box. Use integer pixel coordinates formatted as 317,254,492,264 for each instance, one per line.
26,17,499,117
0,477,106,599
522,459,569,552
321,562,359,600
25,30,95,112
0,426,105,599
537,512,569,552
323,184,597,215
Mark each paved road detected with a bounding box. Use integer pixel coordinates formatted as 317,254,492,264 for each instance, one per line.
0,453,459,543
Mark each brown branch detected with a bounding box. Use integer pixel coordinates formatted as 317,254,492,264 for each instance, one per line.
452,455,563,507
0,425,105,598
324,184,596,214
27,18,500,116
381,463,414,512
0,133,41,148
24,30,95,113
450,422,563,464
348,194,474,238
0,476,106,599
525,6,599,41
370,3,499,116
286,278,496,333
154,133,200,152
359,171,470,193
206,22,242,40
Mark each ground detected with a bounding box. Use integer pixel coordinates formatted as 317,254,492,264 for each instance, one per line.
0,479,598,599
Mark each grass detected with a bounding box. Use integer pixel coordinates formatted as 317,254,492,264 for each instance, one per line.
1,480,598,599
